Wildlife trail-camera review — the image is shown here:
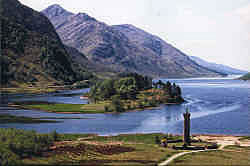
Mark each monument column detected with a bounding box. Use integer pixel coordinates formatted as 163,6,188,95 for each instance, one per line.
183,110,191,146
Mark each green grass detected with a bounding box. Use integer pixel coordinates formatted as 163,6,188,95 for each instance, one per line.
24,103,106,114
170,145,250,165
3,130,241,166
89,133,182,144
57,133,97,141
0,114,58,123
21,133,181,166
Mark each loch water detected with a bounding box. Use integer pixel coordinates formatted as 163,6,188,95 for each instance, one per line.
0,77,249,136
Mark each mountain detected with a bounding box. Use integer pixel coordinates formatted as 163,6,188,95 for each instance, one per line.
239,73,250,80
0,0,94,87
42,5,223,78
190,56,248,75
64,45,116,78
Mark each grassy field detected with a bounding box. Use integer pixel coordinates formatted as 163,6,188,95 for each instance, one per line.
20,133,219,166
0,114,58,123
2,129,247,166
23,103,107,114
169,145,250,165
0,83,62,94
22,133,183,166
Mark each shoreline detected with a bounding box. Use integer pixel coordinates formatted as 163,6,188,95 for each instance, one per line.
8,100,183,114
0,85,88,95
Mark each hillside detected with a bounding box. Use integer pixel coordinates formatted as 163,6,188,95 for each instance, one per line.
0,0,93,88
239,73,250,80
64,45,116,79
42,5,222,78
190,56,248,75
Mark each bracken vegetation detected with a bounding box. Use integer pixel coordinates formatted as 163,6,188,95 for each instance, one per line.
0,128,58,165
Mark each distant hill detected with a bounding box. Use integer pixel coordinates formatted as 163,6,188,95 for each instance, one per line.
0,0,94,87
42,5,223,78
239,73,250,80
190,56,248,75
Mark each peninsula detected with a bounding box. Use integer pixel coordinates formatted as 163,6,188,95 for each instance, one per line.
19,73,184,114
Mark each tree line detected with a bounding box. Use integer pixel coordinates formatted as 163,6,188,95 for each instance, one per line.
89,73,152,101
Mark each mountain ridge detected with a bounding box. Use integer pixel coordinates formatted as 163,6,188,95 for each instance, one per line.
190,56,248,75
42,4,223,78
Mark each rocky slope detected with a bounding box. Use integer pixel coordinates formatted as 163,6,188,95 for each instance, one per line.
0,0,94,87
112,24,224,77
190,56,248,75
42,5,223,78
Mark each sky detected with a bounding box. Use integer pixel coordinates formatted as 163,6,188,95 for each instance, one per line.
19,0,250,71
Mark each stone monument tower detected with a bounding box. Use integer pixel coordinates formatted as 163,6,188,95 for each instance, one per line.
183,109,191,146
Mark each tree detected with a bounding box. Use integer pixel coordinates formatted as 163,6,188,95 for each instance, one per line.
114,77,137,99
110,95,124,112
176,85,182,96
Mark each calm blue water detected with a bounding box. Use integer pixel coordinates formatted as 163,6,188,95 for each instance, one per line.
0,77,249,136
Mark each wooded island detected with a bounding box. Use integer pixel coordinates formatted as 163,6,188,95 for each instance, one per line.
87,73,185,113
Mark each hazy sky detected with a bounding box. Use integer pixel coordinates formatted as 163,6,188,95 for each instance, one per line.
19,0,250,71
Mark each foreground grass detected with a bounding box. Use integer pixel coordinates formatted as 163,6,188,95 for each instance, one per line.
170,145,250,165
22,133,182,166
3,130,248,166
89,133,182,144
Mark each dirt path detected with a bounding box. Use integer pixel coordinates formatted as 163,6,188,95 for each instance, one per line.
158,149,217,166
158,135,250,166
195,135,250,149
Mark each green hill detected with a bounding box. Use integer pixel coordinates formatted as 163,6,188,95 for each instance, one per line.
239,73,250,80
0,0,93,88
